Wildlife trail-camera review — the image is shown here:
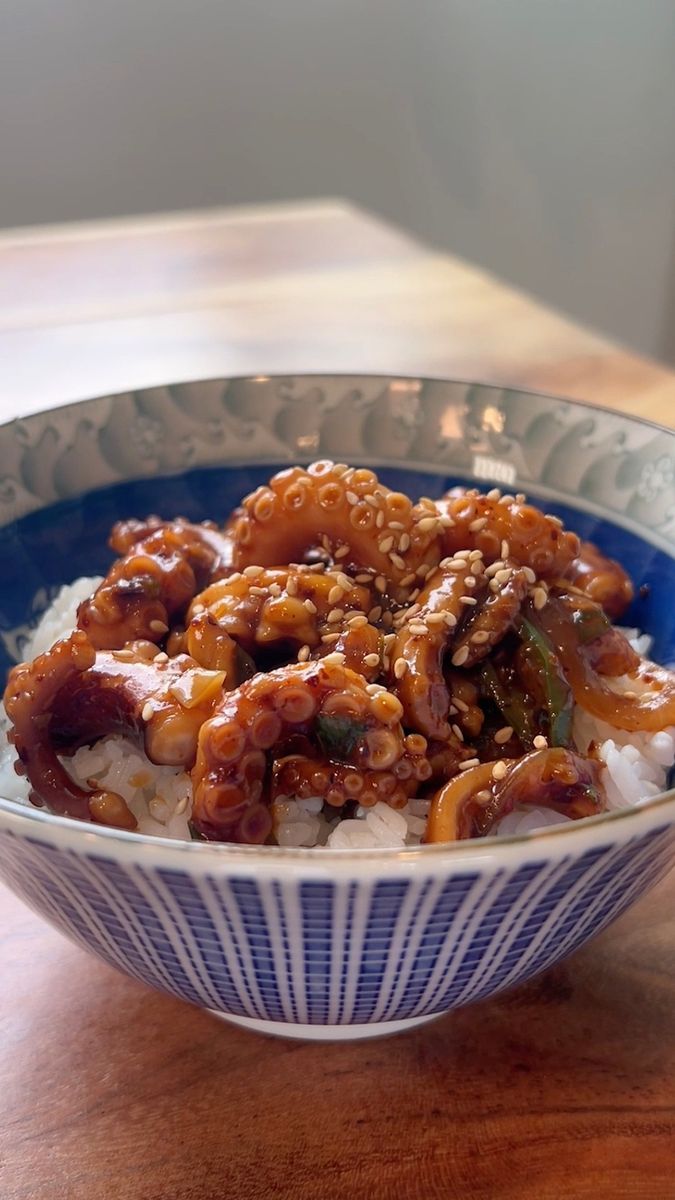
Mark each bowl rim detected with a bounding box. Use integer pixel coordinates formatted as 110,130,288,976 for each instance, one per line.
1,785,675,877
1,371,674,873
3,369,675,440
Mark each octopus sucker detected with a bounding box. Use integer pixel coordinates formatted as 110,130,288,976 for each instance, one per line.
435,491,579,579
191,661,430,842
4,460,671,847
228,464,442,587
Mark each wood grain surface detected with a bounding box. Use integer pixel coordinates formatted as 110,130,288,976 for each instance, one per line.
1,202,675,1200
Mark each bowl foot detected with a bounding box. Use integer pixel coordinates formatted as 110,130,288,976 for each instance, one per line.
209,1010,440,1041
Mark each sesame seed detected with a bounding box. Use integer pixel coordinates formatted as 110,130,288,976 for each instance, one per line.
469,516,488,533
451,723,465,742
378,535,394,553
409,588,420,601
533,735,548,749
438,514,455,528
494,726,513,745
394,657,408,679
249,586,267,596
463,575,477,589
501,540,510,560
321,632,340,644
459,758,481,771
444,611,458,628
384,632,396,648
399,533,411,552
149,619,168,634
364,652,380,667
408,621,429,636
345,491,359,505
334,544,350,559
366,682,386,696
328,585,344,605
382,610,393,628
453,697,469,713
269,583,282,597
425,612,446,625
336,572,353,591
348,613,368,629
448,704,458,716
368,605,383,623
485,560,506,578
533,586,548,610
417,516,438,533
297,645,311,661
498,494,515,506
154,652,169,664
516,493,526,504
243,565,264,578
460,595,477,607
376,511,385,528
323,651,346,666
141,701,155,722
471,630,491,644
547,514,564,528
327,608,344,623
400,572,416,588
355,573,372,584
304,599,318,614
486,487,502,500
492,760,508,780
451,645,470,666
389,553,405,571
364,493,378,507
475,789,493,804
375,575,387,593
523,566,536,584
494,568,513,585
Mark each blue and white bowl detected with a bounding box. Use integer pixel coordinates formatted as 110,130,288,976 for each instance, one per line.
1,375,674,1041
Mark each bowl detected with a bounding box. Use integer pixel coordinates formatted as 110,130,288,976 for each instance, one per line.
1,374,674,1042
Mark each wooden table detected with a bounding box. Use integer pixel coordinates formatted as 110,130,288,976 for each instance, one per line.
1,202,675,1200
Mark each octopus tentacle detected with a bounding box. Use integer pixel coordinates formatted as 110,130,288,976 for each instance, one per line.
312,621,383,681
3,631,98,821
188,564,375,654
435,489,579,578
425,748,604,842
390,566,488,740
78,518,234,650
191,661,427,843
3,632,229,827
272,745,431,812
228,462,443,588
450,564,530,669
561,539,634,619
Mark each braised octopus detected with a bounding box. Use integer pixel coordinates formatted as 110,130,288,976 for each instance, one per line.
4,462,674,846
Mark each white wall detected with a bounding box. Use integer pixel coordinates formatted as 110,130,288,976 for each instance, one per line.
2,1,675,360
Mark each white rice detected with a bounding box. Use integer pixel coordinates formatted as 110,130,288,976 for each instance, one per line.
0,587,673,848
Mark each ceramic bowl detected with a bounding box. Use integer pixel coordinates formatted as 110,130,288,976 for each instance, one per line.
1,375,674,1041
